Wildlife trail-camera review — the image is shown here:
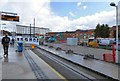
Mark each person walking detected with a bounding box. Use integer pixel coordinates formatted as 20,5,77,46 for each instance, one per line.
2,34,10,57
12,38,15,45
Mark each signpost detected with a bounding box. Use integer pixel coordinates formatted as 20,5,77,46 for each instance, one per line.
1,14,19,22
0,11,19,22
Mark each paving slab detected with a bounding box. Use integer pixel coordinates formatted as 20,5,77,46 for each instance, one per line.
39,45,119,80
1,44,36,79
1,43,64,80
46,43,120,60
26,50,64,79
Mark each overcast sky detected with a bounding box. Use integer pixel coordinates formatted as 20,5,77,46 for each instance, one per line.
0,0,119,32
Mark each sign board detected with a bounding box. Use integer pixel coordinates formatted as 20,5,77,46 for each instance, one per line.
1,14,19,22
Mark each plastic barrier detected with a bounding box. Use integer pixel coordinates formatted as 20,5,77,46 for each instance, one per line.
31,44,35,49
17,42,23,52
103,53,115,62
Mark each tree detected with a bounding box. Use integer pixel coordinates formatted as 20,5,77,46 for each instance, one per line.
94,24,110,38
94,24,100,38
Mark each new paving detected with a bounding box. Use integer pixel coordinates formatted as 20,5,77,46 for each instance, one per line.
46,43,120,61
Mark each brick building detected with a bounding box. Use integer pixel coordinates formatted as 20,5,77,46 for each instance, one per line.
109,26,120,38
46,29,94,40
75,29,94,39
46,25,120,40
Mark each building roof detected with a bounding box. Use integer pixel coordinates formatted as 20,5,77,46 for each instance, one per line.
16,25,50,30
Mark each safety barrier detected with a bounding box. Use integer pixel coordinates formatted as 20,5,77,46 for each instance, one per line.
103,53,114,62
103,44,120,63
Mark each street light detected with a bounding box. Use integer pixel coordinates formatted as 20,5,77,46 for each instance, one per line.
110,2,116,6
110,2,119,63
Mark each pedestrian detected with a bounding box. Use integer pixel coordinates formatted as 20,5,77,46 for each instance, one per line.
12,38,15,45
2,34,10,57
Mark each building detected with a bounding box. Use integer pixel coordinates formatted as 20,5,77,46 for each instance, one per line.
47,29,94,40
47,25,120,40
75,29,94,39
109,26,120,38
16,25,50,37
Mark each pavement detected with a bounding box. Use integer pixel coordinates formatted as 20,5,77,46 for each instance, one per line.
0,42,119,80
38,44,120,80
0,43,63,80
46,43,120,61
1,44,36,79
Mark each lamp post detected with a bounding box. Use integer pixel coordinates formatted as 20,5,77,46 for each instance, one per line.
30,24,31,38
34,18,35,37
110,2,119,63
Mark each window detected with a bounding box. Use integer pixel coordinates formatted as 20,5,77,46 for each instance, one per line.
29,38,32,41
21,38,23,41
80,34,83,38
88,34,90,38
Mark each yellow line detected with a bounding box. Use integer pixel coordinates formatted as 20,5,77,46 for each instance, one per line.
45,62,68,81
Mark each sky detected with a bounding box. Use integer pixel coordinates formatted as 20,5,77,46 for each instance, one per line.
0,0,119,32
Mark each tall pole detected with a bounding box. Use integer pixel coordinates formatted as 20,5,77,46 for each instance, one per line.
110,2,119,63
30,24,31,38
0,11,2,35
34,18,35,37
0,11,2,59
116,6,119,63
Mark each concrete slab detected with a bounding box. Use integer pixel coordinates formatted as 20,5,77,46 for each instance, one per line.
39,45,119,80
27,50,65,79
46,43,120,61
1,44,36,79
1,43,64,80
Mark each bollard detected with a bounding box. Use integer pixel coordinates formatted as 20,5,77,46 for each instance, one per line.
17,42,23,52
31,44,35,49
103,53,114,62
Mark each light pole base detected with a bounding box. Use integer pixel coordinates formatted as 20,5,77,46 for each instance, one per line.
0,56,2,59
115,50,119,63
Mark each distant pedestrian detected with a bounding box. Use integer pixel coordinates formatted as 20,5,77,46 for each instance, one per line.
2,34,10,57
12,38,15,45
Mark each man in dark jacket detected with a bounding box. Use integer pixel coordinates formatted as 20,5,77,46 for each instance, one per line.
2,34,10,57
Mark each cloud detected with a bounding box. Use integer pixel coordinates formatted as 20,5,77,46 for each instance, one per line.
0,0,116,32
0,0,51,28
77,2,82,7
68,12,76,17
83,6,87,9
69,10,115,30
77,2,87,10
